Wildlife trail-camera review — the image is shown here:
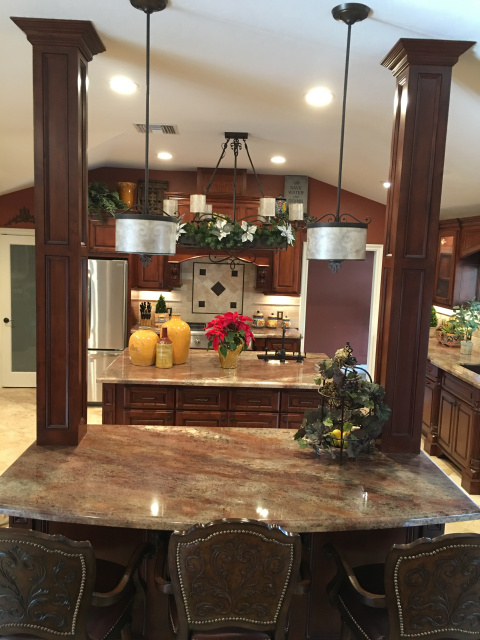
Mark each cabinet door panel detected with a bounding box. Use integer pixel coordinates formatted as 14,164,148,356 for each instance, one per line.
133,255,165,289
228,412,279,429
438,390,455,452
271,240,302,295
176,410,227,427
124,410,175,426
267,339,300,352
452,400,473,467
88,219,116,253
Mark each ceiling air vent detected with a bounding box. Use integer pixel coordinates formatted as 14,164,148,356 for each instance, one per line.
133,124,179,134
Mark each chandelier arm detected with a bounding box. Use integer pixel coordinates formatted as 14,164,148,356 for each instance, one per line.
204,139,230,195
244,140,264,198
335,22,352,223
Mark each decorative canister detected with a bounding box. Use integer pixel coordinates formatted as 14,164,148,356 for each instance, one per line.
266,313,277,328
128,326,158,366
116,181,136,208
156,327,173,368
163,314,191,364
283,316,291,328
252,311,265,328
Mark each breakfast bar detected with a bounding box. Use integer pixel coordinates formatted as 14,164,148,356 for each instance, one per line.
1,424,479,640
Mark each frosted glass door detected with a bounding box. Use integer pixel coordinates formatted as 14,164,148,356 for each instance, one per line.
0,232,36,387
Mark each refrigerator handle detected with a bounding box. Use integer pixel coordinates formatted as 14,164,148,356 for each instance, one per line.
87,267,92,341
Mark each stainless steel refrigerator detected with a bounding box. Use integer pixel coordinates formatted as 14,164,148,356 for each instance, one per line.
87,258,128,404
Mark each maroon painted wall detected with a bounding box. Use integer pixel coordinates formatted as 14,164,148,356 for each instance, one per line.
304,252,375,363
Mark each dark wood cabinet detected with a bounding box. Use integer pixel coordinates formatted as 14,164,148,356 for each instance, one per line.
131,255,168,290
251,338,301,353
422,360,442,455
434,372,480,493
433,219,479,308
103,383,318,431
254,238,304,296
88,217,117,254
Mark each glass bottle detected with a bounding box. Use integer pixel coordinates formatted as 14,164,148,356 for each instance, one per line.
156,327,173,369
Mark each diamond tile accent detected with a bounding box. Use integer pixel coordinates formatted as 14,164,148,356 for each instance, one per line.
211,281,226,297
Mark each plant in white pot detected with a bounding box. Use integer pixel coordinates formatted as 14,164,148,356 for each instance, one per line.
452,298,480,355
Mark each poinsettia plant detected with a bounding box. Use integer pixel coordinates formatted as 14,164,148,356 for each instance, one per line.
205,312,255,357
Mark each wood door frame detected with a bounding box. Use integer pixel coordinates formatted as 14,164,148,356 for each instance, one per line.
0,228,36,387
298,244,383,375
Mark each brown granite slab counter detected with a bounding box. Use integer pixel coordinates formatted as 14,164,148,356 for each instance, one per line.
98,349,326,388
428,338,480,388
0,425,478,532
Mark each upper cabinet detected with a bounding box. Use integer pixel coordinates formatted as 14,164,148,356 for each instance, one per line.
433,218,480,308
88,217,116,254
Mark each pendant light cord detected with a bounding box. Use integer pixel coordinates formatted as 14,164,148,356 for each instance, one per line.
335,23,352,223
144,10,152,214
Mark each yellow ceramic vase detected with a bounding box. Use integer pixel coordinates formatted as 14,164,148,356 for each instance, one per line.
218,345,242,369
129,326,158,366
163,315,191,364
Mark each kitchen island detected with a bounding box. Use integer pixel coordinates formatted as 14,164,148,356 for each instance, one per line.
99,350,328,428
1,424,479,640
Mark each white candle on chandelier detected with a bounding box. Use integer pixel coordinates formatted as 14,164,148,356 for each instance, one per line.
289,202,303,221
163,199,177,216
259,197,275,217
190,194,206,213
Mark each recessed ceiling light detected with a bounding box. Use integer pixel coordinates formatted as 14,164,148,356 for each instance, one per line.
305,87,334,107
157,151,173,160
109,76,138,95
382,181,391,188
271,156,286,164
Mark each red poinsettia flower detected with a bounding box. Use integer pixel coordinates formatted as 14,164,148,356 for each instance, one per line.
205,312,254,357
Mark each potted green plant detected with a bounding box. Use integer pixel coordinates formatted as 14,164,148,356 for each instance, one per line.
430,306,438,338
294,345,391,461
452,298,480,355
436,317,461,347
88,181,128,223
155,294,168,324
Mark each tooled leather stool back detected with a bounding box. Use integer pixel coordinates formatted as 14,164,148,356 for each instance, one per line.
167,519,302,640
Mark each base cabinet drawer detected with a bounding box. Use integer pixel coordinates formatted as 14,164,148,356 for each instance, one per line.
176,387,228,411
175,411,227,427
124,386,175,409
124,410,175,426
281,390,320,412
229,389,280,412
228,412,279,429
280,413,306,430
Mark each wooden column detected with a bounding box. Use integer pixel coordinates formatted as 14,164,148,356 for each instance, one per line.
12,18,105,445
376,39,474,453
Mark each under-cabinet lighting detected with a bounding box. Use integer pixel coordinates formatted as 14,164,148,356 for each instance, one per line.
256,506,269,518
434,305,454,317
151,501,159,516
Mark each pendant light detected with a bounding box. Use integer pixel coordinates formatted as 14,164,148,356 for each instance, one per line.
306,3,371,273
115,0,177,267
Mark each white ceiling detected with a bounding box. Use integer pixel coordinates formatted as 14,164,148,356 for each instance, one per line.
1,0,479,219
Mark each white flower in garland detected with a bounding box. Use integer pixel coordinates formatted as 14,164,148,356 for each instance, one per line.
176,216,187,241
241,221,257,243
211,218,232,240
277,223,295,245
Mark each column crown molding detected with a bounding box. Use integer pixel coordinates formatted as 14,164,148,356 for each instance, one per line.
381,38,475,77
11,17,105,60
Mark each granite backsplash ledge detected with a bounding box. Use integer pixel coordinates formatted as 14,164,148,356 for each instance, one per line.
131,258,301,327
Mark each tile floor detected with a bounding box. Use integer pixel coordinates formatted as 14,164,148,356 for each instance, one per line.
0,387,480,533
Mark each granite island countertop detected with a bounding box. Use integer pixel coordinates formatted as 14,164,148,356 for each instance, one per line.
0,424,479,533
98,349,327,388
428,338,480,388
132,323,302,340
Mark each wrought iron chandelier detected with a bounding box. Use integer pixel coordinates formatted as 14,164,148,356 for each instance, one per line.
166,132,301,267
306,3,371,273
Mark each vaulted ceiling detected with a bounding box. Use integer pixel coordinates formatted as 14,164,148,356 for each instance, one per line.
1,0,479,218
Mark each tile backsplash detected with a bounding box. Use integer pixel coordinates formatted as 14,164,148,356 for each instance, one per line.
131,258,301,328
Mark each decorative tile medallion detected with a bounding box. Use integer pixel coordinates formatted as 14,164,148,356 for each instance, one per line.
192,263,245,314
